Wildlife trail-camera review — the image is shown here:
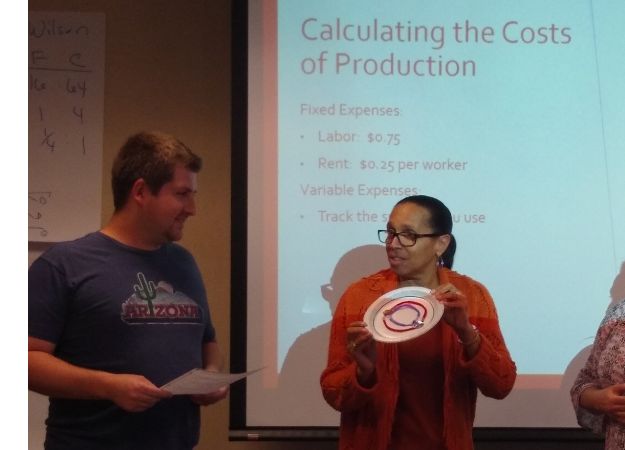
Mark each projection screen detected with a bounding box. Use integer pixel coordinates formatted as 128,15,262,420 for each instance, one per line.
230,0,625,439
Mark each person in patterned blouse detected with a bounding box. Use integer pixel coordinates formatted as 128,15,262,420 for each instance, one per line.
570,296,625,450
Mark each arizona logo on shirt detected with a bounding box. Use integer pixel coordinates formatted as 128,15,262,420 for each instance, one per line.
121,272,203,324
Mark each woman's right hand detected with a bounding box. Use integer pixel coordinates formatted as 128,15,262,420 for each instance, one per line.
580,383,625,424
346,321,377,387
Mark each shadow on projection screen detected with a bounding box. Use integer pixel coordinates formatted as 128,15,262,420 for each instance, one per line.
232,0,625,434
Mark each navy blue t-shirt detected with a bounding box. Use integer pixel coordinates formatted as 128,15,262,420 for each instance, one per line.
29,232,216,450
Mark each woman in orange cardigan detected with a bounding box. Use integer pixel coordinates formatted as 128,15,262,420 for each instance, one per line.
320,195,516,450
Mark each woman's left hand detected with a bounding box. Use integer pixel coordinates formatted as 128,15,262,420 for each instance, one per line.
433,283,474,341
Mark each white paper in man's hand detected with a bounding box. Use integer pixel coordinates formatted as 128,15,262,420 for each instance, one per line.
161,367,264,395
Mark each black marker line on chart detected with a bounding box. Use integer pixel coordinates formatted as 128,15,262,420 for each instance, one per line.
28,67,93,73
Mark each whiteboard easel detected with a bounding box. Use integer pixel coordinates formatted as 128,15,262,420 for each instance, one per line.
28,12,105,242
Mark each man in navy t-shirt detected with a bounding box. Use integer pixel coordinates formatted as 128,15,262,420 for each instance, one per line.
29,131,227,450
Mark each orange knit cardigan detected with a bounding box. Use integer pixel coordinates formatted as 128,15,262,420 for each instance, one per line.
320,267,516,450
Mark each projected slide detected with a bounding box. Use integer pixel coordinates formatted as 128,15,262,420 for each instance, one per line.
244,0,625,430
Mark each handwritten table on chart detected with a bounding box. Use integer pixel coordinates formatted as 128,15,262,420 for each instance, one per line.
28,12,105,242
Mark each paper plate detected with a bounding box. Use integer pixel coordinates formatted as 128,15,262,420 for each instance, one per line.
363,286,444,343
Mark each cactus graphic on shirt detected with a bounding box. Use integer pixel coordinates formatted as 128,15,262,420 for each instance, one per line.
133,272,157,316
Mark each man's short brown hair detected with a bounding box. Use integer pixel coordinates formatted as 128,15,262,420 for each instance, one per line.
111,131,202,210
